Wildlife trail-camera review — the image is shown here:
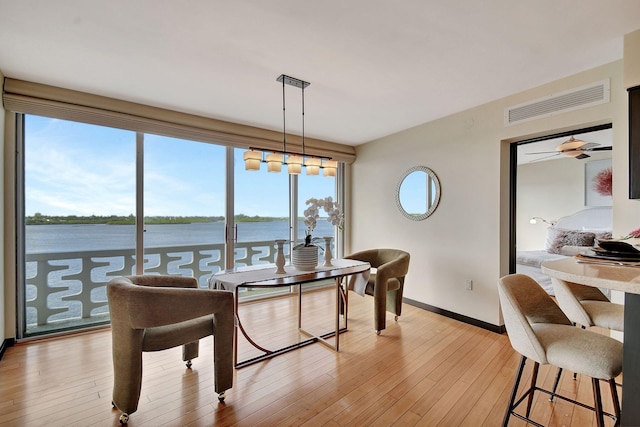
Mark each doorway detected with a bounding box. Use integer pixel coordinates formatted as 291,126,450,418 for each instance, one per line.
509,124,613,280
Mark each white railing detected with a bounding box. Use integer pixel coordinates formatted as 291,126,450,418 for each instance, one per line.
24,240,285,334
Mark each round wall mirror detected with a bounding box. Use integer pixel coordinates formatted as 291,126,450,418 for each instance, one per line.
396,166,441,220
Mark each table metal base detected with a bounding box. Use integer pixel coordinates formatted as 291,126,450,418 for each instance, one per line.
234,277,349,369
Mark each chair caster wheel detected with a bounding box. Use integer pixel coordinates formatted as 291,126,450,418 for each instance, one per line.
186,360,192,368
376,330,381,335
218,391,226,402
112,401,116,408
119,413,129,424
394,315,399,321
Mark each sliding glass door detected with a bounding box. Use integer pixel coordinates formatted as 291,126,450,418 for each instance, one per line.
233,148,291,266
18,114,343,338
22,116,136,336
143,135,226,287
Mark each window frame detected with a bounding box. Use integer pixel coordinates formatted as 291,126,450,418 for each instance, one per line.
14,112,344,338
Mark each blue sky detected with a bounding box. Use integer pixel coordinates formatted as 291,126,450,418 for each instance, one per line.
24,115,335,217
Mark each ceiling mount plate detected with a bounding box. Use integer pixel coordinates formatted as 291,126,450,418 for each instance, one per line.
277,74,310,89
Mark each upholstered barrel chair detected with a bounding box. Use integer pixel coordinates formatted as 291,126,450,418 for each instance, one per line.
107,275,234,424
345,248,410,334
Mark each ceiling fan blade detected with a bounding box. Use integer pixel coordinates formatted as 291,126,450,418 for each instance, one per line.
526,151,557,155
585,146,612,152
575,153,591,160
578,142,600,150
528,153,561,162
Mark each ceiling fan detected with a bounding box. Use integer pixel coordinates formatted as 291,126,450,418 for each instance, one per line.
527,136,612,161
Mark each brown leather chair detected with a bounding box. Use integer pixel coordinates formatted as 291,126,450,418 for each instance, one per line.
107,275,234,424
345,248,410,334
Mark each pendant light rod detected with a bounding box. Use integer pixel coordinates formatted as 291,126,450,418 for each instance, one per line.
301,81,305,157
281,76,286,155
248,146,332,161
243,74,335,175
277,74,310,156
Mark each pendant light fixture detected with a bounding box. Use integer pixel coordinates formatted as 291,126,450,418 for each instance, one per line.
243,150,262,171
243,74,335,176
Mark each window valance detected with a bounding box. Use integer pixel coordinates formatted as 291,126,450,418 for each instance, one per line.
2,78,356,163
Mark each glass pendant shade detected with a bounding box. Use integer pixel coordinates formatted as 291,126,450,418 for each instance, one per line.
322,159,338,177
286,154,303,175
305,157,321,175
266,153,283,172
243,150,262,171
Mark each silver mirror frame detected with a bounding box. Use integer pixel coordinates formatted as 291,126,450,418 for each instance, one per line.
395,166,441,221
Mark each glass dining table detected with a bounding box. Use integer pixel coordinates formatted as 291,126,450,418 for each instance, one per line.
209,258,370,368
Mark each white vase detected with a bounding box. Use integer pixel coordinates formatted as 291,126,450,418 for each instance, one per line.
323,236,333,266
291,245,319,271
274,239,286,274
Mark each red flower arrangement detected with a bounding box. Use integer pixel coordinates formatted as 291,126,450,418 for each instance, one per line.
623,227,640,239
592,167,612,196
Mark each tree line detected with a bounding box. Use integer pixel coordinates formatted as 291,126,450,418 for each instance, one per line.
26,213,288,225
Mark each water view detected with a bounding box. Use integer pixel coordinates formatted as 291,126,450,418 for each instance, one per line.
23,220,338,335
26,220,336,253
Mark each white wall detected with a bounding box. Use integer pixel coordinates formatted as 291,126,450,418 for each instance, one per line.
517,152,611,250
350,59,640,326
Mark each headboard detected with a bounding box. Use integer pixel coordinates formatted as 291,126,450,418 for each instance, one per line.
554,206,612,232
544,207,612,255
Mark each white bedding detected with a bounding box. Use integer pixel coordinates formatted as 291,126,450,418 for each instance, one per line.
516,206,612,295
516,250,567,294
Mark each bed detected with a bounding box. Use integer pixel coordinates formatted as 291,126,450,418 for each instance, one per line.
516,206,612,295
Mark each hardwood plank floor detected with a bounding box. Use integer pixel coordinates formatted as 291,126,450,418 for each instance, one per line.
0,288,621,426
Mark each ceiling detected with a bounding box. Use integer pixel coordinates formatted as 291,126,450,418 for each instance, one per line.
1,1,639,146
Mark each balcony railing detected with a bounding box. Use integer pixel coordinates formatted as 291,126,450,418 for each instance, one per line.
24,240,287,335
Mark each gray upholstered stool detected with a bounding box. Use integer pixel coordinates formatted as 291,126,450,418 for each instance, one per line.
550,277,624,396
498,274,622,427
552,278,624,332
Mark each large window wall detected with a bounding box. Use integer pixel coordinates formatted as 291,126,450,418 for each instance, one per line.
18,114,341,338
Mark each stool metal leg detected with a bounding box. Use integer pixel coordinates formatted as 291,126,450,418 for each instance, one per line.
526,362,540,417
592,378,605,427
609,378,621,422
550,367,562,401
503,355,527,427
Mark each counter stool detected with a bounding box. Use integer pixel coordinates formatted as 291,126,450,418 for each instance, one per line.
552,278,624,332
498,274,622,427
550,277,624,397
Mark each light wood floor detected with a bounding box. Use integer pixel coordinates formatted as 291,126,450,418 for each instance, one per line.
0,287,621,426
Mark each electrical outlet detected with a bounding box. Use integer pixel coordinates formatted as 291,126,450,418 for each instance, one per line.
465,279,473,291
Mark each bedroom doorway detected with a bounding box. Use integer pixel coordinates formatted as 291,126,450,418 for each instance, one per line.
510,123,613,289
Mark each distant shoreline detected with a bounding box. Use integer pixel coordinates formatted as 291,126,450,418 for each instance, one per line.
26,214,290,226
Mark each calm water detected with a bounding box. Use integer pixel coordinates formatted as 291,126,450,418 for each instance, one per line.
25,220,336,253
23,220,338,330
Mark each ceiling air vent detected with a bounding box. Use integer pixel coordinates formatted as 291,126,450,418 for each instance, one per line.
505,79,610,126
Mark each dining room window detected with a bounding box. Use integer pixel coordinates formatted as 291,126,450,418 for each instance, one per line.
16,113,343,338
20,115,137,336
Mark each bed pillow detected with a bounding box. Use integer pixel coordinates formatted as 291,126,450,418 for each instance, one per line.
546,228,596,254
594,231,613,242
